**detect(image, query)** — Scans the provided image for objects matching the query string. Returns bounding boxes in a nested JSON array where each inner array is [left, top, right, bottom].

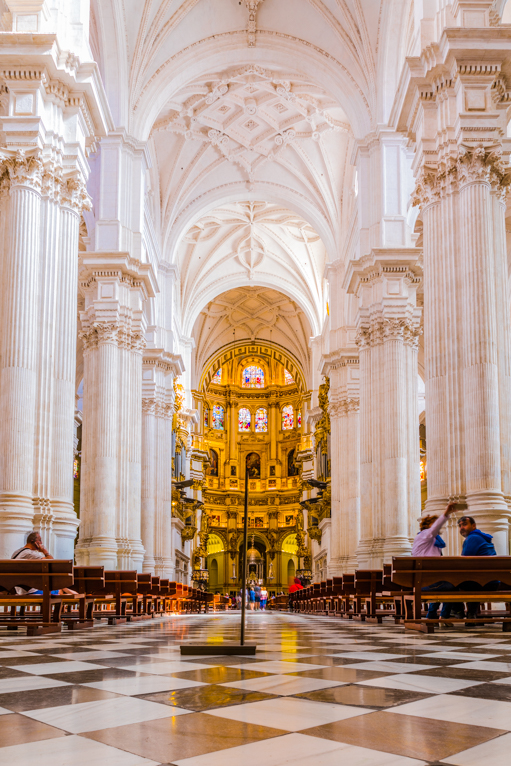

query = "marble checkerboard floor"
[[1, 614, 511, 764]]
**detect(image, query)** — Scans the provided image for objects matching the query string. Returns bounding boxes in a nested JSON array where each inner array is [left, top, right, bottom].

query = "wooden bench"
[[61, 566, 105, 629], [392, 556, 511, 633], [0, 560, 81, 635], [91, 570, 139, 624]]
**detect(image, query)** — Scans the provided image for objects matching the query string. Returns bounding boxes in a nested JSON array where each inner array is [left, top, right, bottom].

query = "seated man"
[[412, 502, 463, 620], [458, 515, 497, 625], [11, 532, 76, 595]]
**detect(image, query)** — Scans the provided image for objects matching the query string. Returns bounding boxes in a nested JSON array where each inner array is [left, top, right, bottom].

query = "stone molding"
[[413, 146, 511, 209], [329, 398, 360, 417], [0, 149, 43, 192]]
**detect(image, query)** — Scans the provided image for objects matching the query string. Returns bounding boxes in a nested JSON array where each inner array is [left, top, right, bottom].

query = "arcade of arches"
[[2, 0, 511, 586]]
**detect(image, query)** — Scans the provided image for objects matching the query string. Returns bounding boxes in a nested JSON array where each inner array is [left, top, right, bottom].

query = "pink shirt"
[[411, 514, 448, 557]]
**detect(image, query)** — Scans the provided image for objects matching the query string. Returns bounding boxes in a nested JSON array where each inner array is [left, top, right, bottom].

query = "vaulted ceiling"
[[178, 200, 327, 340], [192, 286, 312, 384]]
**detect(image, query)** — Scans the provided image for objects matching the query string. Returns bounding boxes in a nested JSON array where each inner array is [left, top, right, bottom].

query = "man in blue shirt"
[[458, 515, 497, 625]]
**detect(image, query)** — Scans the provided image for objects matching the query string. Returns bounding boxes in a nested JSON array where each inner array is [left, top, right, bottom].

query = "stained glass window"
[[238, 407, 251, 431], [212, 405, 224, 430], [282, 404, 294, 430], [242, 365, 264, 388], [284, 369, 294, 385], [297, 411, 302, 428], [73, 458, 79, 479], [204, 408, 209, 428], [255, 407, 268, 432], [212, 368, 222, 384]]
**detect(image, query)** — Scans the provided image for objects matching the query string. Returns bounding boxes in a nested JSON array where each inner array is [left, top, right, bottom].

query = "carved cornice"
[[80, 323, 147, 353], [329, 397, 360, 417]]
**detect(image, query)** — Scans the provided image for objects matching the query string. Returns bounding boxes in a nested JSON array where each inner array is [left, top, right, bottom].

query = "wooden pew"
[[0, 560, 78, 635], [392, 556, 511, 633], [61, 566, 105, 630], [91, 570, 138, 624]]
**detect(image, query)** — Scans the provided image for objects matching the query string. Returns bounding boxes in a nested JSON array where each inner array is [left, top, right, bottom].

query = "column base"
[[382, 535, 413, 564], [116, 538, 145, 572], [50, 500, 80, 559], [356, 538, 384, 569], [466, 490, 510, 555], [0, 494, 34, 558], [75, 537, 119, 569]]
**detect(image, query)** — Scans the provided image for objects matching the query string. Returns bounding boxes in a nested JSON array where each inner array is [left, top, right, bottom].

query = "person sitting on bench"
[[11, 532, 76, 595], [412, 502, 463, 620], [458, 515, 497, 625]]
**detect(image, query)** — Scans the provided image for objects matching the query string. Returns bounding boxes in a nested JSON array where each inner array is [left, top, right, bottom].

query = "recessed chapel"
[[2, 2, 511, 764]]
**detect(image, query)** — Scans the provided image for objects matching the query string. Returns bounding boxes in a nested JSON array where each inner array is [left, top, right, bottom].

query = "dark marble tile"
[[386, 656, 463, 666], [139, 683, 277, 711], [289, 666, 392, 682], [279, 655, 359, 666], [0, 683, 121, 711], [180, 655, 264, 666], [0, 654, 68, 667], [171, 666, 270, 684], [83, 711, 286, 762], [413, 665, 511, 681], [0, 713, 67, 747], [43, 667, 146, 683], [0, 665, 28, 679], [304, 711, 506, 761], [295, 684, 432, 708], [451, 682, 511, 702]]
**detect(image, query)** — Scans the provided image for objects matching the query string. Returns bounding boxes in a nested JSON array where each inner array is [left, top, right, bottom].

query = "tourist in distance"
[[260, 585, 268, 610], [412, 502, 461, 621]]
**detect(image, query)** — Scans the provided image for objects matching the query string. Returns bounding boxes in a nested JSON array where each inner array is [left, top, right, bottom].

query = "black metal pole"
[[240, 465, 249, 645]]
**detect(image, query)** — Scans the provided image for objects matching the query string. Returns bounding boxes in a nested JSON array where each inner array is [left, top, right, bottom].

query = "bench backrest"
[[104, 570, 138, 595], [137, 573, 152, 594], [0, 559, 73, 591], [354, 570, 383, 594], [392, 556, 511, 588], [72, 566, 105, 593]]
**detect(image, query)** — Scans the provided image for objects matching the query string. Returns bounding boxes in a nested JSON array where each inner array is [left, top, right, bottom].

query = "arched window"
[[212, 405, 224, 430], [246, 452, 261, 478], [297, 411, 302, 428], [242, 365, 265, 388], [282, 404, 294, 430], [238, 407, 251, 431], [284, 369, 294, 385], [255, 407, 268, 432], [212, 368, 222, 384], [204, 407, 209, 429]]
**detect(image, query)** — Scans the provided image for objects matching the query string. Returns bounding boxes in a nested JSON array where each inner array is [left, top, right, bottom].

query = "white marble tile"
[[0, 650, 40, 658], [442, 731, 511, 765], [388, 693, 511, 730], [0, 675, 71, 694], [454, 638, 509, 644], [451, 660, 511, 671], [8, 660, 107, 675], [23, 695, 190, 733], [343, 661, 438, 673], [229, 660, 326, 674], [173, 732, 426, 766], [357, 674, 482, 693], [119, 660, 213, 674], [0, 734, 160, 766], [220, 674, 344, 696], [82, 643, 154, 651], [49, 651, 132, 661], [478, 644, 511, 651], [204, 696, 372, 731], [0, 706, 11, 715], [83, 676, 206, 695], [332, 651, 406, 660]]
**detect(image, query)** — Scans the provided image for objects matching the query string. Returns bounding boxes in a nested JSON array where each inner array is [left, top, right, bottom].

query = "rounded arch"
[[199, 340, 308, 395], [209, 558, 218, 588], [287, 558, 296, 581]]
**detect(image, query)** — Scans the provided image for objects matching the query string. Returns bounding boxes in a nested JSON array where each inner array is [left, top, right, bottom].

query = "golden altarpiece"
[[184, 342, 324, 595]]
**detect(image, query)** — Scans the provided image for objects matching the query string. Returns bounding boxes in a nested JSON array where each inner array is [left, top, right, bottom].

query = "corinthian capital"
[[457, 145, 510, 198], [41, 161, 63, 201], [61, 174, 92, 213], [0, 149, 43, 192]]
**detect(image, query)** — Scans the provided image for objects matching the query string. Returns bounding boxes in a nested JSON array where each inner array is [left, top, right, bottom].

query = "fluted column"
[[75, 253, 156, 570], [323, 352, 360, 574], [346, 250, 422, 566], [50, 176, 89, 557], [0, 151, 43, 556], [141, 350, 177, 577]]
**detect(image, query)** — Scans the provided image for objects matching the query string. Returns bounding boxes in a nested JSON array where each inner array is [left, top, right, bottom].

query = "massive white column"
[[346, 250, 422, 566], [399, 20, 511, 553], [322, 352, 360, 573], [0, 152, 43, 556], [75, 253, 157, 570], [141, 350, 178, 577]]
